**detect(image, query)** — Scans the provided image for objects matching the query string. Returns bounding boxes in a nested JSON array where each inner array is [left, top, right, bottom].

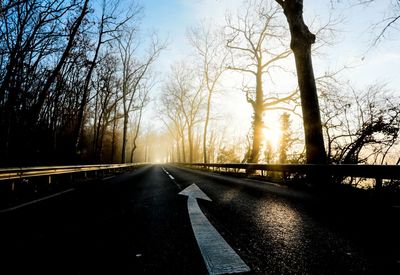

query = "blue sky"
[[136, 0, 400, 90], [132, 0, 400, 139]]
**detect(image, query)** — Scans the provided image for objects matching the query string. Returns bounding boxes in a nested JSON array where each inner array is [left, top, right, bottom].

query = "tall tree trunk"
[[0, 15, 26, 159], [111, 105, 118, 163], [176, 141, 181, 162], [130, 106, 144, 163], [31, 0, 89, 124], [180, 132, 186, 163], [98, 118, 111, 162], [276, 0, 326, 164], [188, 125, 194, 163], [249, 64, 264, 163], [75, 12, 104, 152], [144, 145, 148, 162], [203, 90, 212, 163], [121, 113, 129, 163], [94, 112, 104, 160]]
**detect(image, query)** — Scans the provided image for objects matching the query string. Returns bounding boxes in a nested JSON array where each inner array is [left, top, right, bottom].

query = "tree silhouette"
[[275, 0, 327, 164]]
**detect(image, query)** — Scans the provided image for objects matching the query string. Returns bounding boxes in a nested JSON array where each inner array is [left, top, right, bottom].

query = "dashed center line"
[[162, 167, 180, 188]]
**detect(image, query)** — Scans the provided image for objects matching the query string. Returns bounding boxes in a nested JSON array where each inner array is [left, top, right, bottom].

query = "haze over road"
[[1, 165, 399, 274]]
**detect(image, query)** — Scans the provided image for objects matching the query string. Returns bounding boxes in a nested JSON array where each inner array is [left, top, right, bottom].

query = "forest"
[[1, 0, 399, 171]]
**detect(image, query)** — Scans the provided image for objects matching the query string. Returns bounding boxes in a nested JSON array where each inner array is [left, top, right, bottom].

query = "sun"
[[262, 126, 281, 148]]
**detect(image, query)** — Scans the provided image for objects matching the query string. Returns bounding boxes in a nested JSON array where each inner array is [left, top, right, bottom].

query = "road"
[[1, 165, 399, 274]]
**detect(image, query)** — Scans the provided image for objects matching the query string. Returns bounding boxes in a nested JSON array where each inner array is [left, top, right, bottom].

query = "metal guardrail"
[[0, 163, 145, 211], [0, 163, 142, 181], [178, 163, 400, 180]]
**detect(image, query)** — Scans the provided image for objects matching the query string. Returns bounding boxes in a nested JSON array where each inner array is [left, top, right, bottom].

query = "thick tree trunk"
[[249, 64, 264, 163], [276, 0, 326, 164], [249, 109, 263, 163], [293, 49, 326, 164]]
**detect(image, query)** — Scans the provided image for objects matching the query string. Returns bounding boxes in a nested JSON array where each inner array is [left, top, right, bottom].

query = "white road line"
[[0, 188, 75, 213], [162, 167, 181, 188], [179, 184, 250, 275], [162, 167, 170, 175], [162, 167, 173, 178], [102, 175, 115, 181]]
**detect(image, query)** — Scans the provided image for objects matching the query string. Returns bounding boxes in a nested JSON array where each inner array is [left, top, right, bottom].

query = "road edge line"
[[0, 188, 75, 213]]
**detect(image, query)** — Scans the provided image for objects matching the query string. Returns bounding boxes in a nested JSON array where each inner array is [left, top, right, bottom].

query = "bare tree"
[[372, 0, 400, 43], [129, 82, 151, 162], [159, 98, 187, 163], [162, 62, 205, 163], [217, 146, 241, 163], [278, 112, 291, 163], [31, 0, 90, 124], [332, 0, 400, 44], [90, 53, 121, 162], [0, 0, 162, 165], [321, 83, 400, 165], [0, 0, 90, 164], [225, 0, 296, 163], [188, 22, 228, 163], [0, 0, 27, 14], [74, 0, 140, 152], [117, 29, 164, 163], [275, 0, 327, 164]]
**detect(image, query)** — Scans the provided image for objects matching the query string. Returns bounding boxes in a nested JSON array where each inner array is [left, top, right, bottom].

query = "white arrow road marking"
[[179, 183, 250, 275]]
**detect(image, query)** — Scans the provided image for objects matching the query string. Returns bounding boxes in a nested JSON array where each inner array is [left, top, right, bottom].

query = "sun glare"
[[263, 127, 281, 148]]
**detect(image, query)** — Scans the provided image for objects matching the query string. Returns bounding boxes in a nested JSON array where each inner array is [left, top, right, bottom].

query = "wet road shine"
[[1, 164, 399, 274]]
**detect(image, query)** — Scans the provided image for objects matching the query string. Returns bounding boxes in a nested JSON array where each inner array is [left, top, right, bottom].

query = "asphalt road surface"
[[1, 165, 399, 274]]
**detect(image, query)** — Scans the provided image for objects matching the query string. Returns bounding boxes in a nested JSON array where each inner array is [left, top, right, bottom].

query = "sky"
[[136, 0, 400, 85], [132, 0, 400, 148]]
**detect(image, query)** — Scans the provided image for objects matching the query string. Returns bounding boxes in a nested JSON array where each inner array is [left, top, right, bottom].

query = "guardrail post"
[[48, 175, 52, 184], [375, 178, 382, 190], [282, 171, 287, 182]]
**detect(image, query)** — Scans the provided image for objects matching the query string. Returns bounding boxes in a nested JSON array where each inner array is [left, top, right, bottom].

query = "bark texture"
[[276, 0, 327, 164]]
